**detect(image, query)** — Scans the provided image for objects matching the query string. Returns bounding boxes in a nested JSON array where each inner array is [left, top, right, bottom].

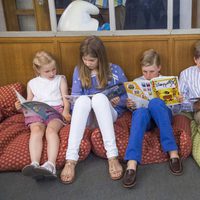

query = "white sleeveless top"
[[28, 75, 64, 106]]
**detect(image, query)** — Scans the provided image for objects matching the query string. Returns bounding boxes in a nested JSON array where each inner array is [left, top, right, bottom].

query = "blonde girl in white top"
[[15, 51, 71, 180]]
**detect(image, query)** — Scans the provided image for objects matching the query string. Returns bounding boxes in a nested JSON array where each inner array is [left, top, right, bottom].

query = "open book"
[[14, 89, 66, 124], [66, 83, 126, 105], [189, 97, 200, 102], [124, 76, 180, 108]]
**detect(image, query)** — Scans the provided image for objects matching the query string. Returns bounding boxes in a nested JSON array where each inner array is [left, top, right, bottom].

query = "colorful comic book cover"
[[124, 76, 181, 108], [150, 76, 180, 106]]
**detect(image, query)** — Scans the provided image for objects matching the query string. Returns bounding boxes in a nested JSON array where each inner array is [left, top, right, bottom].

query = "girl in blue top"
[[60, 35, 128, 184]]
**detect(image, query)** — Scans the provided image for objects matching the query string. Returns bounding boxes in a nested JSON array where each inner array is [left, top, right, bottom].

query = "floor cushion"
[[0, 114, 91, 171], [0, 82, 25, 118], [90, 112, 192, 164], [191, 119, 200, 167], [0, 111, 3, 123]]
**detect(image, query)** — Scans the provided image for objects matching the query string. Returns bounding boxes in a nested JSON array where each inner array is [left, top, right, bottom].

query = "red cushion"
[[0, 111, 3, 122], [90, 112, 192, 164], [0, 82, 25, 118], [0, 114, 91, 171]]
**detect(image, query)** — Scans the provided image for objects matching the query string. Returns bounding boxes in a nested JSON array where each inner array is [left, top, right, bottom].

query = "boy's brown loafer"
[[122, 169, 136, 188], [169, 158, 183, 176]]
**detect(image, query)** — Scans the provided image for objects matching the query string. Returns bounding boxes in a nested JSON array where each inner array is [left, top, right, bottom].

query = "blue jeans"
[[125, 98, 178, 164]]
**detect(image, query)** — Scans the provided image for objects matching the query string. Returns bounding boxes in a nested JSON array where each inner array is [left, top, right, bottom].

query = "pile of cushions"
[[0, 83, 91, 171], [0, 82, 192, 171], [91, 113, 192, 164], [191, 120, 200, 167]]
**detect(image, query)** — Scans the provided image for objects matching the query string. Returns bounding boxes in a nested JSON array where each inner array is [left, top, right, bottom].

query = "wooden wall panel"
[[172, 37, 199, 76], [103, 37, 169, 81], [0, 38, 56, 86], [0, 35, 200, 87], [58, 38, 82, 86]]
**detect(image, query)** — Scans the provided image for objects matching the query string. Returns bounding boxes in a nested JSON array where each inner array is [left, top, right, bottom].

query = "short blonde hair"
[[32, 51, 57, 75], [140, 49, 160, 67]]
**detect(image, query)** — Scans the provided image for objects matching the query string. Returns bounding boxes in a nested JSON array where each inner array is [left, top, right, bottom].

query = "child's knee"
[[92, 93, 108, 107], [148, 98, 165, 109], [73, 95, 92, 113], [132, 107, 150, 121], [75, 95, 91, 107]]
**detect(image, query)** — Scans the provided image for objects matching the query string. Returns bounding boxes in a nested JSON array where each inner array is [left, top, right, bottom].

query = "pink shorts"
[[25, 105, 64, 126]]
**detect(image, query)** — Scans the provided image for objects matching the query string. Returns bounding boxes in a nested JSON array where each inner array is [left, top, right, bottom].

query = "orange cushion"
[[0, 114, 91, 171], [0, 82, 25, 118], [90, 112, 192, 164]]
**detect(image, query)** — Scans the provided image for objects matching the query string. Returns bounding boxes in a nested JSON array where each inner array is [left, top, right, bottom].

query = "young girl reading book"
[[122, 49, 183, 188], [15, 51, 71, 179], [60, 35, 128, 184]]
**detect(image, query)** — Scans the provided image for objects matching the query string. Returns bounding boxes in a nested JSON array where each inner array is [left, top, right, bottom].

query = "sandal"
[[60, 160, 77, 184], [108, 157, 123, 180]]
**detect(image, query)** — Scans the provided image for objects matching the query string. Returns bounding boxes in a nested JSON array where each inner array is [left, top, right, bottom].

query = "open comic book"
[[14, 89, 66, 124], [66, 83, 126, 105], [124, 76, 180, 108]]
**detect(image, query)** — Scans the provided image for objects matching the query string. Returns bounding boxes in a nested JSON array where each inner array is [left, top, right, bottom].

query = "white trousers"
[[66, 93, 118, 161]]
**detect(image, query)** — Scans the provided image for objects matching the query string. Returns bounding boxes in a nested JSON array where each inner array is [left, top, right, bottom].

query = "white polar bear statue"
[[57, 0, 99, 31]]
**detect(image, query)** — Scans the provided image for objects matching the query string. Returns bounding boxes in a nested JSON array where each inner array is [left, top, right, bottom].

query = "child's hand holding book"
[[177, 95, 184, 103], [126, 98, 137, 111], [62, 111, 71, 122], [110, 96, 120, 107], [15, 100, 22, 111]]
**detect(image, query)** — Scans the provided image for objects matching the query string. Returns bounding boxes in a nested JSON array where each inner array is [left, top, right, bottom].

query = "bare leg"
[[45, 119, 63, 165], [29, 122, 45, 163]]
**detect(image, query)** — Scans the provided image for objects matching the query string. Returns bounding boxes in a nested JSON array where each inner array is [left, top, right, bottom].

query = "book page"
[[14, 89, 66, 124], [101, 83, 126, 100], [189, 97, 200, 102], [134, 79, 153, 100], [13, 89, 26, 104], [150, 76, 180, 106], [124, 81, 149, 108], [66, 83, 126, 104]]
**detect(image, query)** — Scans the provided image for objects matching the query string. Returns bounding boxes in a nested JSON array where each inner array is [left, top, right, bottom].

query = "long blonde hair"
[[32, 51, 57, 76], [78, 36, 112, 89]]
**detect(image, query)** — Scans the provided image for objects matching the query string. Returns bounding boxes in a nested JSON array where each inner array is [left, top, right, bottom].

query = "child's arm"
[[60, 76, 71, 122], [27, 85, 34, 101], [15, 84, 34, 111]]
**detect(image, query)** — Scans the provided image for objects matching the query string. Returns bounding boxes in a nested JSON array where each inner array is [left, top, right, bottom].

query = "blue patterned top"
[[71, 63, 128, 115]]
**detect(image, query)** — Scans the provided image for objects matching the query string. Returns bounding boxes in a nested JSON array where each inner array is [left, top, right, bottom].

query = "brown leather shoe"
[[122, 169, 136, 188], [169, 158, 183, 176]]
